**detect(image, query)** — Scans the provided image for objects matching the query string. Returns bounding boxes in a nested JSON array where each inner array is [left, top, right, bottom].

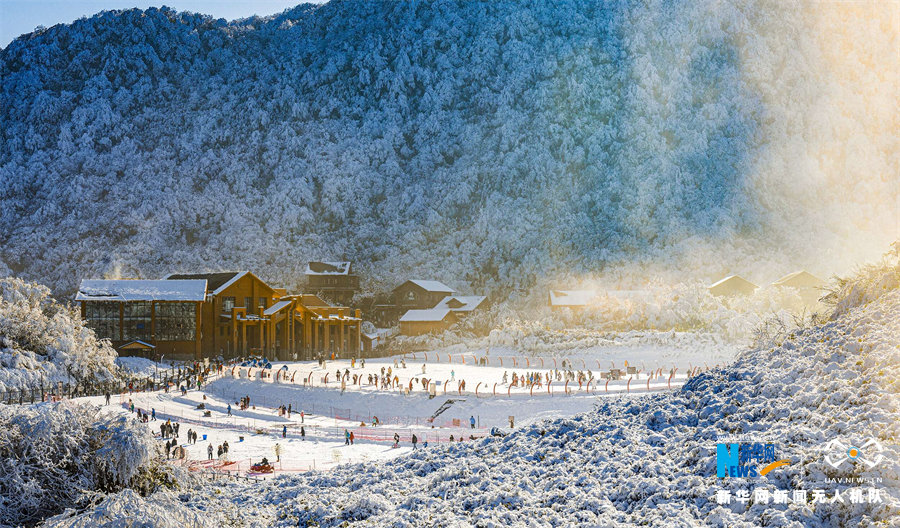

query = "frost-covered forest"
[[0, 277, 119, 392], [1, 0, 897, 298]]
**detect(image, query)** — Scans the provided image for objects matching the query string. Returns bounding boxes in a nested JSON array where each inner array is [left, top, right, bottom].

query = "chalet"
[[434, 295, 488, 316], [76, 279, 207, 359], [390, 280, 457, 316], [548, 290, 597, 310], [305, 261, 359, 305], [78, 272, 364, 361], [771, 271, 827, 303], [399, 308, 459, 336], [708, 275, 759, 297]]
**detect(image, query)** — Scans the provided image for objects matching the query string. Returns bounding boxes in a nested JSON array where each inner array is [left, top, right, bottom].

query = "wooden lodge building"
[[305, 261, 360, 305], [76, 271, 363, 361]]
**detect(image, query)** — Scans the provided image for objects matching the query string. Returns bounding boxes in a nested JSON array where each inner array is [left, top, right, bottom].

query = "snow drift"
[[0, 401, 158, 527]]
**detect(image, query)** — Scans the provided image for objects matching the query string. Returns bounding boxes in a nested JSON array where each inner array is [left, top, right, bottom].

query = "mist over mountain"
[[1, 0, 896, 298]]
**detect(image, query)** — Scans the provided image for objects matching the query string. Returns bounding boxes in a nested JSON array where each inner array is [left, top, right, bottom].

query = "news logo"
[[717, 442, 791, 478]]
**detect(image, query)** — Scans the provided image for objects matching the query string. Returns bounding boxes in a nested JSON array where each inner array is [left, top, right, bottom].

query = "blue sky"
[[0, 0, 326, 48]]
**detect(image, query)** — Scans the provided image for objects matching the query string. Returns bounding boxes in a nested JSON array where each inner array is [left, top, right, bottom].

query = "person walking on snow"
[[274, 443, 284, 463], [283, 425, 287, 438], [300, 411, 304, 423], [344, 429, 350, 445], [105, 392, 111, 405], [349, 431, 355, 445], [300, 426, 306, 440], [151, 408, 156, 421], [422, 364, 426, 374], [227, 404, 232, 416], [393, 433, 400, 448], [207, 444, 213, 460], [451, 370, 455, 381], [470, 416, 476, 429], [412, 434, 418, 449]]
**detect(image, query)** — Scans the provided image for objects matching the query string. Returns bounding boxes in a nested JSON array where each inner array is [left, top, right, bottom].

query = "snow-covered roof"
[[406, 280, 456, 293], [708, 275, 759, 290], [771, 271, 826, 289], [163, 271, 250, 295], [76, 279, 207, 302], [264, 300, 292, 316], [549, 290, 597, 307], [435, 295, 488, 312], [306, 261, 352, 275], [120, 340, 155, 349], [399, 308, 454, 322]]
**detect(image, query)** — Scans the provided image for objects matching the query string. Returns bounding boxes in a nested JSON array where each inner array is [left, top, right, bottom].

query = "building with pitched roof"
[[77, 272, 365, 360], [399, 308, 459, 336], [708, 275, 759, 297], [305, 261, 360, 305]]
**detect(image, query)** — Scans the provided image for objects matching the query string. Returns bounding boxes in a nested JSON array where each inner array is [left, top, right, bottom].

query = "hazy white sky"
[[0, 0, 327, 48]]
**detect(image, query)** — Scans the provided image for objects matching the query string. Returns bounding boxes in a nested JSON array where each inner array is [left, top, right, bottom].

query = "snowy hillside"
[[0, 278, 119, 392], [2, 1, 897, 296], [49, 260, 900, 527], [0, 400, 158, 527]]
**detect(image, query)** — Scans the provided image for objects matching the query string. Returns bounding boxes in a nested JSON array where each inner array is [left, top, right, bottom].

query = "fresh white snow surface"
[[50, 287, 900, 527]]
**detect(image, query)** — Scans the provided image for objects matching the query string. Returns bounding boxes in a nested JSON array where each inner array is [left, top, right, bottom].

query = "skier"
[[470, 415, 476, 429], [412, 434, 418, 449]]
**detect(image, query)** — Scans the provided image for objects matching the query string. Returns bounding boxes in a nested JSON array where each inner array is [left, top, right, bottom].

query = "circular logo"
[[847, 446, 861, 460]]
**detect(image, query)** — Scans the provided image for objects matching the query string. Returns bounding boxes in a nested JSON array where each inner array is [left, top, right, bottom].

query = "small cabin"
[[391, 280, 457, 315], [399, 308, 459, 336], [771, 271, 827, 304], [548, 290, 597, 310], [434, 295, 488, 316], [708, 275, 759, 297]]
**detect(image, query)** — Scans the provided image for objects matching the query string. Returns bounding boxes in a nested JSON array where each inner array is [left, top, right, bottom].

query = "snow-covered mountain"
[[1, 1, 897, 296]]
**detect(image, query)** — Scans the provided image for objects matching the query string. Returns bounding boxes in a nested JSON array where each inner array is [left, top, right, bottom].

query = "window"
[[123, 301, 152, 342], [244, 297, 252, 309], [84, 302, 120, 341], [222, 297, 235, 313], [259, 297, 268, 309], [154, 303, 196, 341]]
